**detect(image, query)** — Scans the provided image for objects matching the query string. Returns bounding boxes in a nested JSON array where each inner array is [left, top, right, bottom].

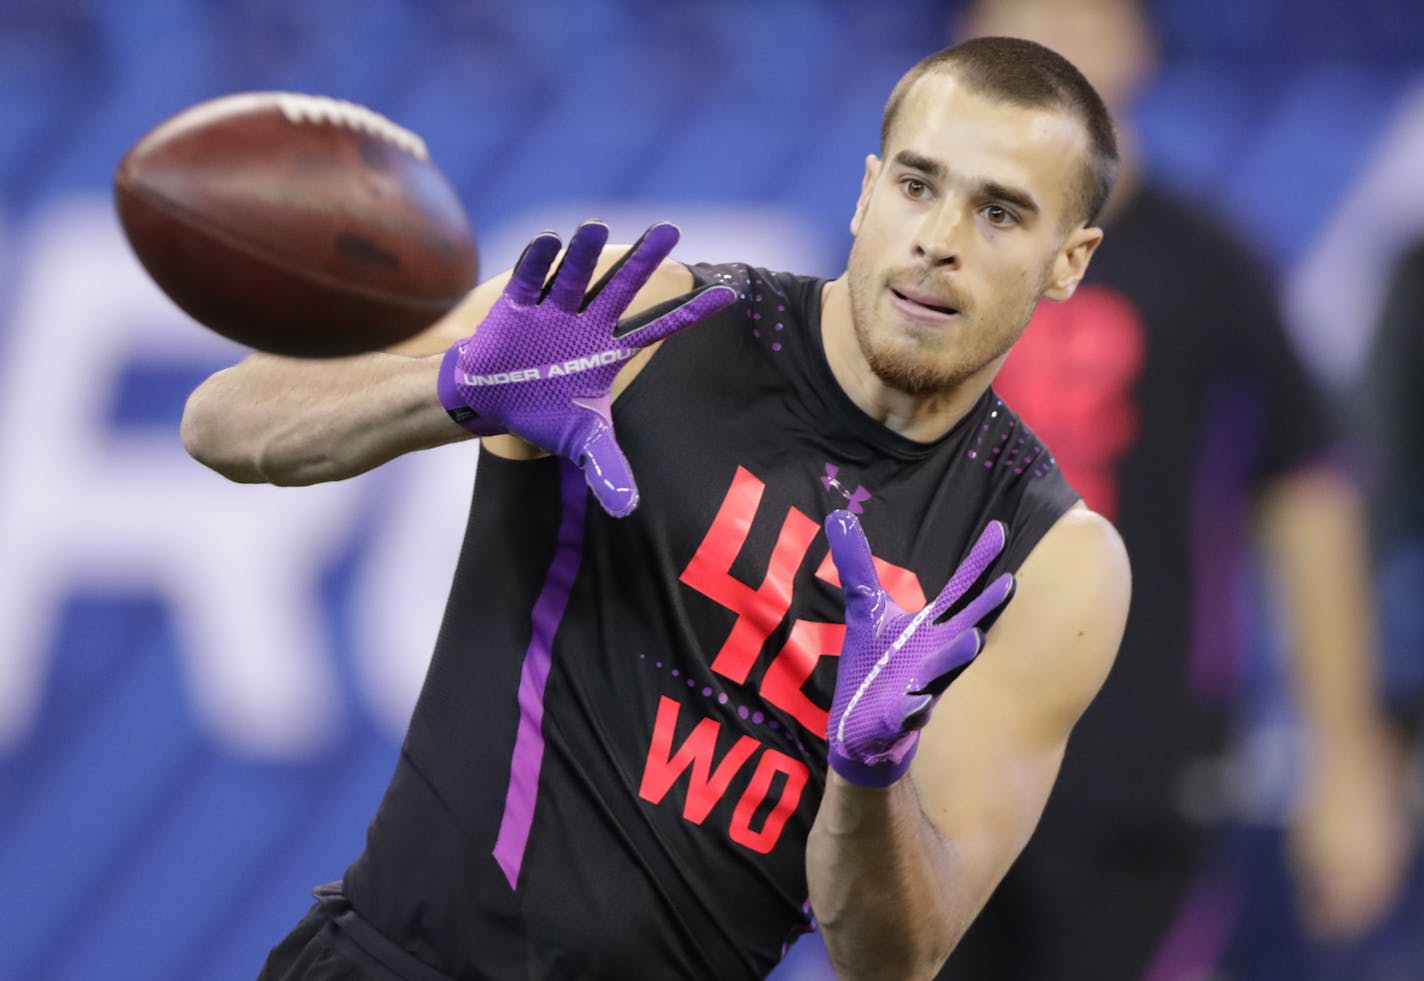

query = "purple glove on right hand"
[[438, 221, 735, 517], [825, 510, 1017, 787]]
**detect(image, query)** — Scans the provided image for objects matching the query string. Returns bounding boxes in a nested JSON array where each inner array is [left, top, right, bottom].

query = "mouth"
[[889, 286, 961, 322]]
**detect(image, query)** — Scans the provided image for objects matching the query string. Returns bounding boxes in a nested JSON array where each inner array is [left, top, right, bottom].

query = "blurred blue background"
[[1, 1, 1422, 979]]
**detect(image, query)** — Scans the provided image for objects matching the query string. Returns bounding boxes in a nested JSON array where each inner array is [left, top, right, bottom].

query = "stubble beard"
[[846, 250, 1050, 398]]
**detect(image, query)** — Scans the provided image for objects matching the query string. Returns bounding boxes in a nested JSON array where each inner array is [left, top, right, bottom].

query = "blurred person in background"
[[1277, 55, 1424, 981], [1294, 85, 1424, 747], [936, 1, 1411, 978], [1336, 238, 1424, 975], [1363, 241, 1424, 743]]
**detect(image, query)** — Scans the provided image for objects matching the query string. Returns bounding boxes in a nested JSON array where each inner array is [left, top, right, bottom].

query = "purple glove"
[[438, 221, 735, 517], [825, 510, 1017, 787]]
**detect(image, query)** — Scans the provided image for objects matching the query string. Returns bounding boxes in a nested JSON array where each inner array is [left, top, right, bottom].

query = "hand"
[[437, 221, 735, 517], [1290, 728, 1411, 940], [825, 510, 1016, 787]]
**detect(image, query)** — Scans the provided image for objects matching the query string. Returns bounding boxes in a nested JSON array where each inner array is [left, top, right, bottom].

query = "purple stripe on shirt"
[[1187, 384, 1259, 702], [1140, 864, 1237, 981], [492, 459, 588, 889]]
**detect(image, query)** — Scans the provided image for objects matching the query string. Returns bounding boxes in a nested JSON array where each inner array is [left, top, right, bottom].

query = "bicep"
[[908, 506, 1130, 906]]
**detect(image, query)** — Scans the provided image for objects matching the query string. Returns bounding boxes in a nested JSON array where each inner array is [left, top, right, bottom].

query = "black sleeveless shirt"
[[342, 263, 1081, 980]]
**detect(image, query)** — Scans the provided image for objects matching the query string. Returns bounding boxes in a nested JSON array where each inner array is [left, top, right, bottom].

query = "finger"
[[893, 629, 986, 734], [506, 232, 562, 306], [897, 692, 936, 734], [618, 285, 737, 348], [583, 222, 681, 316], [572, 401, 639, 518], [546, 221, 610, 312], [942, 573, 1017, 637], [908, 628, 985, 698], [825, 510, 884, 619], [926, 520, 1008, 622]]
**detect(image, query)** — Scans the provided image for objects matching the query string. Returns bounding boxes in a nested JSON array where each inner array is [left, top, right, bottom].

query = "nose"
[[914, 203, 964, 268]]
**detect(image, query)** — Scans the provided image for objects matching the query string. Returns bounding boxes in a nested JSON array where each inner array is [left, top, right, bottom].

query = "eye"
[[981, 204, 1016, 226], [901, 177, 931, 200]]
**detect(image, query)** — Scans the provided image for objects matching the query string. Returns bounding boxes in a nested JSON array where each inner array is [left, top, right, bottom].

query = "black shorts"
[[259, 884, 452, 981]]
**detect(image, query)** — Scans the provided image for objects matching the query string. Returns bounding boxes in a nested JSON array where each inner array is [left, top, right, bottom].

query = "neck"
[[820, 278, 998, 443]]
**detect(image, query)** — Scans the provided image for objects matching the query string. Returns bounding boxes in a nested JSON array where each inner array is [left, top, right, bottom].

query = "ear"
[[850, 155, 882, 236], [1041, 225, 1104, 302]]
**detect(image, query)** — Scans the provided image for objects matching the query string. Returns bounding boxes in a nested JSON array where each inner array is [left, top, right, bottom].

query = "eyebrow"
[[982, 180, 1040, 217], [892, 149, 945, 180], [891, 149, 1041, 217]]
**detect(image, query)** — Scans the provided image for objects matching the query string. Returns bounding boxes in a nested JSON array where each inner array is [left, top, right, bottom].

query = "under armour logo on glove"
[[438, 221, 736, 517], [825, 510, 1017, 787]]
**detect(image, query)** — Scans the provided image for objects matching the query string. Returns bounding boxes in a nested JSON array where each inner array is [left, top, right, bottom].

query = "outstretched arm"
[[181, 227, 703, 488], [807, 506, 1130, 980], [180, 344, 467, 485]]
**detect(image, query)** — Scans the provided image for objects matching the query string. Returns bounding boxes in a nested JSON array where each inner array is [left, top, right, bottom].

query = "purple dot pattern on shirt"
[[637, 650, 805, 749], [716, 265, 791, 356], [969, 397, 1056, 478]]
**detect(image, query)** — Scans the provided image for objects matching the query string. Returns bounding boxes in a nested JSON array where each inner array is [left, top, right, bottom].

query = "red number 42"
[[679, 466, 925, 738]]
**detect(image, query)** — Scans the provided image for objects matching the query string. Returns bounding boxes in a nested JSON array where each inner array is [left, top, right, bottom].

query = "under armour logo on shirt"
[[821, 463, 871, 514]]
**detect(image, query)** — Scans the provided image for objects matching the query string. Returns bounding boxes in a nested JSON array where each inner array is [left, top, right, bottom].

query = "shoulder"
[[971, 394, 1085, 573], [1017, 505, 1131, 616]]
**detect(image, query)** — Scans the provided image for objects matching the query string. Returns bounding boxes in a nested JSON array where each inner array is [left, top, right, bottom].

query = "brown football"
[[114, 92, 478, 357]]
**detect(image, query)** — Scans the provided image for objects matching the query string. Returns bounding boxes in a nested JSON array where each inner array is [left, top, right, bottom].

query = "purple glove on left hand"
[[825, 510, 1017, 787], [438, 220, 735, 517]]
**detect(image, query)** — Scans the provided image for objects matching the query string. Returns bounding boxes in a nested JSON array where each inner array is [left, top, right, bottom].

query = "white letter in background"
[[476, 205, 829, 283], [0, 198, 362, 758]]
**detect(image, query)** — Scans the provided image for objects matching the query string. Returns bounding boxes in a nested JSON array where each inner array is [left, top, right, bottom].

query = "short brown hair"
[[880, 36, 1119, 226]]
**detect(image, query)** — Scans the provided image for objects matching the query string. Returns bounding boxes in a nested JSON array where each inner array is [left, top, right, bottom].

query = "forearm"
[[181, 351, 467, 484], [806, 773, 967, 981], [1257, 465, 1411, 935], [1258, 467, 1385, 742]]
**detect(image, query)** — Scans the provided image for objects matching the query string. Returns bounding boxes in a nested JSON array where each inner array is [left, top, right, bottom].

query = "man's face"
[[845, 72, 1097, 396]]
